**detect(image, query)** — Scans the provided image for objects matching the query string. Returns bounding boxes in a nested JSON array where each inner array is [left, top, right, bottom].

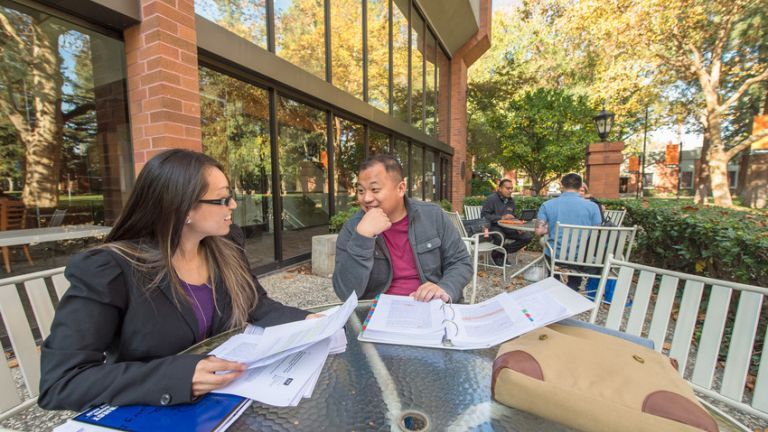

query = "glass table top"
[[187, 303, 573, 432]]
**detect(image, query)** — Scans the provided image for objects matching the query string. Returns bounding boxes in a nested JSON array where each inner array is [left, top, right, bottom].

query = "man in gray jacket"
[[333, 155, 472, 303]]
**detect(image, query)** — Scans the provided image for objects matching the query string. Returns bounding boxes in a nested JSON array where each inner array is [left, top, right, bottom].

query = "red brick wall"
[[124, 0, 202, 175], [585, 142, 624, 199], [448, 0, 492, 211]]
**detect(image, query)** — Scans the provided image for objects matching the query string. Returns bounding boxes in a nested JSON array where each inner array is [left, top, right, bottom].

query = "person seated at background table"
[[579, 182, 608, 224], [39, 149, 319, 411], [333, 155, 471, 303], [480, 179, 533, 266], [535, 173, 602, 291]]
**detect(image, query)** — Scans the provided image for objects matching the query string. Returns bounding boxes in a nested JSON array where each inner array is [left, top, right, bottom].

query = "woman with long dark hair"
[[39, 149, 318, 410]]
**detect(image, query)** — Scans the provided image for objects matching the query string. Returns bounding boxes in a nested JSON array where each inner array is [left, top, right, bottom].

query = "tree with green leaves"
[[554, 0, 768, 207], [489, 88, 594, 195]]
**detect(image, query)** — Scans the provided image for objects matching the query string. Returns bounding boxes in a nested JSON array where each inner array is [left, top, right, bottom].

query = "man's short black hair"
[[498, 178, 513, 188], [561, 173, 583, 190], [358, 154, 404, 182]]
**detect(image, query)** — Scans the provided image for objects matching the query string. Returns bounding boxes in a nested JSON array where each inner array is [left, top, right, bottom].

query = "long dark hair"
[[103, 149, 257, 329]]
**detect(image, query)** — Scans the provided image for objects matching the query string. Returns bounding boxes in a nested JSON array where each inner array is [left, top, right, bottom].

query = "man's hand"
[[410, 282, 450, 302], [500, 214, 516, 221], [191, 356, 246, 397], [305, 313, 325, 319], [356, 207, 392, 237]]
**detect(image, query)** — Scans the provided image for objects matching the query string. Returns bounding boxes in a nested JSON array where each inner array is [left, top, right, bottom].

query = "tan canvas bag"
[[492, 324, 717, 432]]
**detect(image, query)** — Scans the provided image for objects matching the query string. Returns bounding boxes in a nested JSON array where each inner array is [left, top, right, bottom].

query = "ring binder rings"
[[358, 278, 597, 350]]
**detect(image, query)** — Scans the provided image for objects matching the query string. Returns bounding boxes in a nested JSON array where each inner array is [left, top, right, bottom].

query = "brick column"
[[448, 0, 491, 211], [124, 0, 202, 175], [586, 141, 624, 199]]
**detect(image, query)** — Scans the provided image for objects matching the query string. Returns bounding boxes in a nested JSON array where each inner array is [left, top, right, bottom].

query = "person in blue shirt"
[[535, 173, 602, 290]]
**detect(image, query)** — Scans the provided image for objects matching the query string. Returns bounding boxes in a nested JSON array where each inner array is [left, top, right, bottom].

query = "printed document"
[[359, 277, 594, 350]]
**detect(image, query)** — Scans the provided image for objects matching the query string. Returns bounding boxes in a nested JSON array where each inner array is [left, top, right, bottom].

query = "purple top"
[[381, 216, 421, 296], [181, 280, 215, 342]]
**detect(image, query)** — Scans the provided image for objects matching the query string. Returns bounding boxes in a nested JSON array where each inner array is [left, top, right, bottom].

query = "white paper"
[[211, 292, 356, 368], [365, 295, 443, 334], [214, 338, 331, 407], [359, 277, 595, 350]]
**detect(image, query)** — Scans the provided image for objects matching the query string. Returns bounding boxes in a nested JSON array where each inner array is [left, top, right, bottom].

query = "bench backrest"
[[463, 205, 482, 220], [0, 267, 68, 420], [604, 209, 626, 226], [550, 223, 637, 271], [590, 256, 768, 424]]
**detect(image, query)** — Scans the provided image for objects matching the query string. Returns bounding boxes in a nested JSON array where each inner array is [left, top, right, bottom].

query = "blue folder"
[[73, 393, 248, 432]]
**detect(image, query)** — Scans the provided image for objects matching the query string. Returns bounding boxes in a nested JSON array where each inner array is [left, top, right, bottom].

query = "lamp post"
[[593, 106, 615, 142]]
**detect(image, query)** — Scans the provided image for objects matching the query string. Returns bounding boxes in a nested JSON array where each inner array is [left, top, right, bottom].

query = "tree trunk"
[[21, 19, 63, 209], [694, 136, 711, 205], [736, 149, 751, 202], [706, 114, 734, 207]]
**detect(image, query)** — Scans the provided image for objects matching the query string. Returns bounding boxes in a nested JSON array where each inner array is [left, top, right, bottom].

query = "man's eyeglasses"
[[198, 195, 235, 206]]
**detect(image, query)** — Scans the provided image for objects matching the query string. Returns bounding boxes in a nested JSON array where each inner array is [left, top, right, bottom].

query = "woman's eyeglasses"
[[198, 195, 234, 206]]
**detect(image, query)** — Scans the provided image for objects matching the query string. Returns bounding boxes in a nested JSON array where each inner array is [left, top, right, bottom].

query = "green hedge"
[[603, 199, 768, 287]]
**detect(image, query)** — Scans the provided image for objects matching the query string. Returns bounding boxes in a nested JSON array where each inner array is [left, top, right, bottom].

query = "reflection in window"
[[440, 156, 451, 201], [195, 0, 267, 49], [392, 0, 409, 123], [277, 96, 329, 259], [410, 10, 424, 130], [0, 2, 130, 226], [394, 139, 410, 191], [437, 47, 451, 143], [199, 67, 274, 266], [367, 0, 389, 112], [410, 144, 423, 199], [275, 0, 325, 79], [424, 150, 435, 201], [333, 117, 364, 211], [368, 129, 390, 155], [424, 30, 437, 136], [330, 0, 362, 98]]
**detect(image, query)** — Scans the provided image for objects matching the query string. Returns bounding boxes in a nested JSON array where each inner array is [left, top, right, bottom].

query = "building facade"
[[0, 0, 490, 272]]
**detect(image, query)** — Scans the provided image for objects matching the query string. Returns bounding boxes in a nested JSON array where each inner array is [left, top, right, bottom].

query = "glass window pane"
[[275, 0, 325, 79], [410, 11, 424, 129], [367, 0, 389, 112], [277, 96, 329, 260], [200, 67, 275, 266], [0, 2, 131, 228], [437, 47, 450, 143], [424, 149, 435, 201], [410, 144, 423, 200], [333, 116, 364, 211], [392, 0, 409, 122], [394, 138, 409, 190], [330, 0, 362, 98], [195, 0, 267, 49], [425, 30, 436, 136], [368, 129, 390, 155]]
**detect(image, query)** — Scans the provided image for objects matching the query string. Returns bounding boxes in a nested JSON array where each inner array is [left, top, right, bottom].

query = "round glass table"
[[186, 302, 574, 432]]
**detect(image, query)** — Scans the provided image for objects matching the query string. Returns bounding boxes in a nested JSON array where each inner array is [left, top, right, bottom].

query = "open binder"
[[358, 277, 596, 350]]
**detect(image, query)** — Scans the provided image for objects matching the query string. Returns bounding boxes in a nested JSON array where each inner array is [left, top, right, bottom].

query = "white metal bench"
[[547, 222, 637, 281], [0, 267, 68, 421], [604, 209, 627, 226], [463, 205, 482, 220], [590, 256, 768, 429]]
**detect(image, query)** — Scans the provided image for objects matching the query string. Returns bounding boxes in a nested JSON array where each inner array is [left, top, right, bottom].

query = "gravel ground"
[[3, 253, 766, 431]]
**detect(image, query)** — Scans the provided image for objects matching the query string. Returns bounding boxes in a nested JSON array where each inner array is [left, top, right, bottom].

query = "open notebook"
[[359, 277, 595, 350]]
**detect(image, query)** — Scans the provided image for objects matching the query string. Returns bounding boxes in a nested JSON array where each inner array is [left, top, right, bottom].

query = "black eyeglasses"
[[198, 195, 234, 206]]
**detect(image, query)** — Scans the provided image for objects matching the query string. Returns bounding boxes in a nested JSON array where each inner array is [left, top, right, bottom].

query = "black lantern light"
[[592, 106, 615, 142]]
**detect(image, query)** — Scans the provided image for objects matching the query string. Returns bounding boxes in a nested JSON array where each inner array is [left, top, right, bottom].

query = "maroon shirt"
[[382, 216, 421, 296]]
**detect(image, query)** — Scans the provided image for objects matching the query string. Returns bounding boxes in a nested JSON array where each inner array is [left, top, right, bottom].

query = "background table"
[[0, 225, 111, 247], [497, 220, 537, 232], [188, 303, 575, 431]]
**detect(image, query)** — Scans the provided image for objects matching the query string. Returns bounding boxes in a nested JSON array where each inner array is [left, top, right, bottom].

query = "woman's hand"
[[305, 313, 325, 320], [191, 356, 246, 397]]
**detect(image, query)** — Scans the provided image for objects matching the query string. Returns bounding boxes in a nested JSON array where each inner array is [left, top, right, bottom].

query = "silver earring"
[[186, 218, 191, 224]]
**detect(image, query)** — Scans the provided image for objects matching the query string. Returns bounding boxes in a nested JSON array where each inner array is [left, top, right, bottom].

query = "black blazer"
[[38, 226, 308, 411]]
